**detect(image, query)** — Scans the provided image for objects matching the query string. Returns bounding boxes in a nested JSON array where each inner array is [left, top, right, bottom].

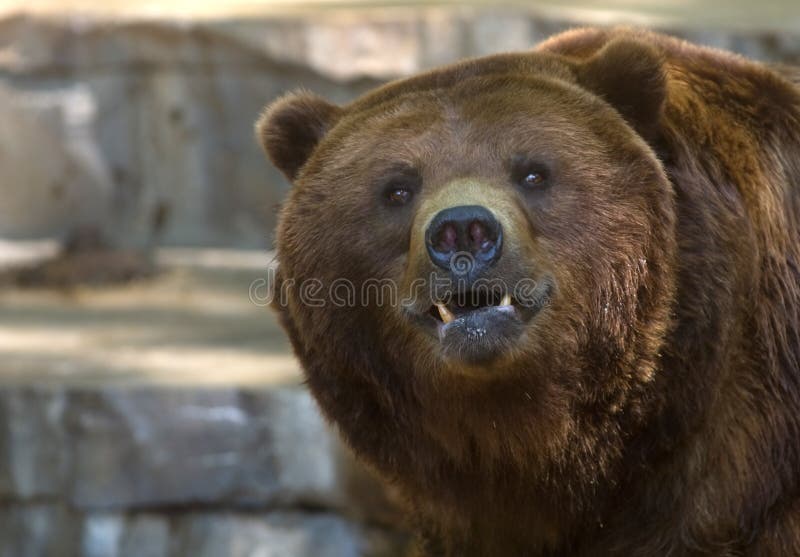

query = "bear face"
[[259, 35, 677, 541], [256, 28, 800, 556], [261, 38, 673, 372]]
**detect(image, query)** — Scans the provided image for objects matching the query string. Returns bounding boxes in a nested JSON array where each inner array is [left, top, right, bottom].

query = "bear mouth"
[[413, 280, 553, 365], [426, 289, 513, 324]]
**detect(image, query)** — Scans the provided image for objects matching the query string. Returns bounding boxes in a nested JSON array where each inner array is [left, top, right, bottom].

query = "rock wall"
[[1, 9, 798, 248], [0, 13, 381, 248], [0, 385, 407, 557]]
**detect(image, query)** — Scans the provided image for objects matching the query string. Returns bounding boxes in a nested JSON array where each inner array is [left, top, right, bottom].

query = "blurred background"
[[0, 1, 799, 556]]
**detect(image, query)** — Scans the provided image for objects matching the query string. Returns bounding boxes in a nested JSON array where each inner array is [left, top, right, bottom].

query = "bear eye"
[[380, 166, 421, 207], [386, 187, 413, 206], [511, 157, 550, 190], [522, 172, 545, 187]]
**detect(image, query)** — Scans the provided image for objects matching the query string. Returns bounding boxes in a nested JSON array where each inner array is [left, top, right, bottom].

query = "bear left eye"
[[522, 172, 545, 187], [511, 157, 550, 190]]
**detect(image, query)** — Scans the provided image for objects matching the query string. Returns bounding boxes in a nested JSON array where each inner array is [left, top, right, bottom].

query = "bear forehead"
[[338, 78, 593, 136], [322, 79, 608, 163], [313, 55, 625, 162], [315, 76, 617, 174], [345, 51, 576, 116]]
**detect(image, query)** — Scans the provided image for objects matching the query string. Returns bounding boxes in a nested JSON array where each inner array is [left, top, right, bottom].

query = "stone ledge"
[[0, 385, 408, 557], [0, 506, 407, 557], [0, 382, 402, 515], [0, 250, 407, 556], [2, 7, 799, 81], [0, 250, 294, 386]]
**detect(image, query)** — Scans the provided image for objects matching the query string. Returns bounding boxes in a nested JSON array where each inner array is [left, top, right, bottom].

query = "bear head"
[[257, 37, 677, 499]]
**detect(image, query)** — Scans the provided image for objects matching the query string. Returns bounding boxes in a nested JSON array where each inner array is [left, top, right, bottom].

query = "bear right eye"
[[380, 166, 421, 207], [386, 187, 414, 206]]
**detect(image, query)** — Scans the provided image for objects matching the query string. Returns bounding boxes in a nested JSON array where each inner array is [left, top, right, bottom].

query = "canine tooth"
[[436, 303, 454, 323], [500, 294, 511, 307]]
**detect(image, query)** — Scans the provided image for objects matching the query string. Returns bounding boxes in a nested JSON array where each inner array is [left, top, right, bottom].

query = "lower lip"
[[434, 303, 526, 364], [437, 304, 518, 340], [404, 277, 554, 354]]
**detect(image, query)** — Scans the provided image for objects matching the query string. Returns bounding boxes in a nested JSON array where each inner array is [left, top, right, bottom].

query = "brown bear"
[[256, 28, 800, 556]]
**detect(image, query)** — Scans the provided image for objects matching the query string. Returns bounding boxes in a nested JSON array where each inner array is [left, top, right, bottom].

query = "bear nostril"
[[469, 220, 493, 252], [437, 223, 458, 253]]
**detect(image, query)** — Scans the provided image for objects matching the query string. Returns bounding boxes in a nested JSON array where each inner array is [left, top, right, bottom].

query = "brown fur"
[[256, 28, 800, 556]]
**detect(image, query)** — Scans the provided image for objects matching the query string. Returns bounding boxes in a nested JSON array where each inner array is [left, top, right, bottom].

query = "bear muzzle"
[[400, 179, 555, 365]]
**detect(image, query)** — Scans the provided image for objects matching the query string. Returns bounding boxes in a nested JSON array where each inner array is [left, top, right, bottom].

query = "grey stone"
[[82, 515, 125, 557], [0, 15, 381, 249], [66, 388, 272, 508], [0, 506, 407, 557], [172, 511, 405, 557], [239, 389, 346, 508], [303, 16, 421, 81], [64, 387, 386, 514], [0, 388, 67, 499], [118, 515, 171, 557], [469, 13, 534, 57], [0, 383, 405, 554], [78, 511, 406, 557], [0, 83, 112, 239], [0, 263, 405, 554], [0, 504, 80, 557], [82, 513, 170, 557]]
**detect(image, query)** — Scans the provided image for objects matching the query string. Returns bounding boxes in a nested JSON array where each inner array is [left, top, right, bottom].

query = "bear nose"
[[425, 205, 503, 272]]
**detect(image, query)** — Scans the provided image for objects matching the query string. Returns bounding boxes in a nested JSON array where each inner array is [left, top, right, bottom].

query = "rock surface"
[[0, 386, 407, 557], [0, 250, 406, 557], [0, 506, 405, 557]]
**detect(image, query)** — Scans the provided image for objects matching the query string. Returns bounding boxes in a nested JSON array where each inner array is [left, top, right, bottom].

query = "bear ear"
[[577, 38, 666, 140], [256, 90, 341, 182]]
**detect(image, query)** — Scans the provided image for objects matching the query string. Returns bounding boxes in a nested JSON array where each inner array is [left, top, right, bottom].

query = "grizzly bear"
[[256, 28, 800, 556]]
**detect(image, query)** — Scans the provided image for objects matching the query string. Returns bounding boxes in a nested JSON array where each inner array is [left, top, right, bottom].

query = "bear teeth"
[[435, 294, 512, 323], [435, 302, 455, 324]]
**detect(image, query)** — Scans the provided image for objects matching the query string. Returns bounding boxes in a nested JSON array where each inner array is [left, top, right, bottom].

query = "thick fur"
[[257, 28, 800, 556]]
